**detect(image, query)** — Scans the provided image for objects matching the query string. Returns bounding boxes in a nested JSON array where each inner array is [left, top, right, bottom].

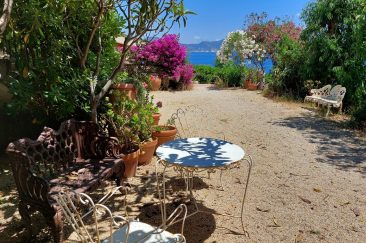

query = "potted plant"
[[152, 100, 162, 125], [134, 96, 158, 165], [102, 95, 140, 178], [149, 74, 162, 91], [245, 68, 258, 90], [152, 117, 177, 149]]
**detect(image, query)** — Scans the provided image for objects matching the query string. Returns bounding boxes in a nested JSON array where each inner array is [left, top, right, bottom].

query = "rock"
[[352, 207, 361, 217]]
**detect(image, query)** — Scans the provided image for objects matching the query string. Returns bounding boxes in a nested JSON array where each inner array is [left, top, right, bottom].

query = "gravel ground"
[[1, 84, 365, 243], [146, 84, 366, 243]]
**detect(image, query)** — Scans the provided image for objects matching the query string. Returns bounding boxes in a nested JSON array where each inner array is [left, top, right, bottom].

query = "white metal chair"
[[55, 189, 187, 243]]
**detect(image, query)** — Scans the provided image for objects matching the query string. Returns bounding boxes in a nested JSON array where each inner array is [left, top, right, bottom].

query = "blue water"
[[188, 52, 273, 73]]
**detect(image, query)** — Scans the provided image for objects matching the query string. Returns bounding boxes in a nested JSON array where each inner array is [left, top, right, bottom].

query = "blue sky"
[[170, 0, 312, 44]]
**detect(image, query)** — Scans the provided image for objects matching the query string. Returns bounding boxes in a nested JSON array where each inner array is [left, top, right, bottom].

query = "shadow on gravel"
[[138, 201, 216, 243], [272, 113, 366, 175]]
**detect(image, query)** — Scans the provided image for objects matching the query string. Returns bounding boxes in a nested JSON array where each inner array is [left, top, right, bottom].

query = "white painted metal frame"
[[55, 188, 188, 242], [318, 85, 346, 117], [155, 140, 253, 236], [304, 84, 332, 103]]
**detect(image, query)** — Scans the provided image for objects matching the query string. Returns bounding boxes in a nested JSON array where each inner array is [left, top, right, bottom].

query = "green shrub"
[[216, 64, 243, 87], [194, 65, 217, 83], [352, 101, 366, 130], [2, 0, 123, 124], [269, 36, 306, 97]]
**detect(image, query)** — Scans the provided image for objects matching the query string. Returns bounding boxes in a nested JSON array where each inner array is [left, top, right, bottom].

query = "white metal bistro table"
[[155, 137, 253, 235]]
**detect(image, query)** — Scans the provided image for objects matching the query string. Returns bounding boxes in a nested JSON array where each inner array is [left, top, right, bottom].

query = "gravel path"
[[149, 84, 366, 243], [1, 84, 365, 242]]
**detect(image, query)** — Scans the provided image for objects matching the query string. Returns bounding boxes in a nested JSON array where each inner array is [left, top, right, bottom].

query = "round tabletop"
[[156, 137, 245, 168]]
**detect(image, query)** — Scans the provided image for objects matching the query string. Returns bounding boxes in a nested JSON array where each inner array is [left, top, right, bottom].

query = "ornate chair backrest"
[[168, 105, 208, 139], [55, 191, 129, 243], [336, 87, 347, 102], [325, 85, 345, 101], [311, 84, 332, 97], [7, 120, 76, 180]]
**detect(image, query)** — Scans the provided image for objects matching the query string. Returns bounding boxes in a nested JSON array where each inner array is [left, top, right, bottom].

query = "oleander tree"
[[89, 0, 192, 122], [244, 12, 302, 61], [217, 30, 267, 72]]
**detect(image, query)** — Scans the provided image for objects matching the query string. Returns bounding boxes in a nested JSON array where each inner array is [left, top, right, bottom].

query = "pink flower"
[[173, 64, 194, 85], [133, 34, 186, 76], [142, 82, 148, 89]]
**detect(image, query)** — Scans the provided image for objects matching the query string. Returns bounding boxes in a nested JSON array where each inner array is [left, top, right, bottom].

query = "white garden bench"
[[304, 84, 332, 103], [304, 84, 346, 117], [318, 85, 346, 117]]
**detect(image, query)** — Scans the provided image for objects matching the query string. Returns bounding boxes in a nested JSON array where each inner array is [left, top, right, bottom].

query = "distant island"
[[182, 40, 223, 52]]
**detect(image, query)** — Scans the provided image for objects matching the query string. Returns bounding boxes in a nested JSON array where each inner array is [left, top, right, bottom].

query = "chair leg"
[[338, 103, 343, 114], [325, 105, 331, 117], [44, 208, 64, 243], [240, 155, 253, 237], [18, 200, 32, 240]]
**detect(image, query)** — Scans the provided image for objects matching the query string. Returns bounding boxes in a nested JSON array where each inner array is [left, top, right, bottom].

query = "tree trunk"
[[0, 0, 13, 35]]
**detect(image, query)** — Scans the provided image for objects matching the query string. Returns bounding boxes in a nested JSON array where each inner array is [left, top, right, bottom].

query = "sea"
[[187, 52, 273, 74]]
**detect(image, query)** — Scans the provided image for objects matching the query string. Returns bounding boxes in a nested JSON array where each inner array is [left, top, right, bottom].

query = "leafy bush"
[[269, 36, 306, 97], [216, 64, 244, 87], [301, 0, 366, 109], [194, 65, 217, 83], [2, 0, 123, 124], [194, 64, 246, 87], [352, 101, 366, 130]]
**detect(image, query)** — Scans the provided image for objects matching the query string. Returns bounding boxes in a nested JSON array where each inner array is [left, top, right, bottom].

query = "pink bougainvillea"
[[134, 34, 186, 76], [173, 64, 194, 85]]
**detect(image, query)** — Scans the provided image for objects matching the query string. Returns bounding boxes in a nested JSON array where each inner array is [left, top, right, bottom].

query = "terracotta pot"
[[247, 82, 258, 90], [150, 75, 162, 91], [122, 145, 140, 178], [244, 80, 250, 89], [112, 83, 137, 100], [152, 125, 177, 149], [152, 113, 161, 125], [138, 138, 158, 165]]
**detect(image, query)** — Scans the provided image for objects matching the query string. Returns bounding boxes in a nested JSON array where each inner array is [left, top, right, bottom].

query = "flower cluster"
[[134, 34, 186, 76], [173, 64, 194, 85], [217, 30, 266, 65], [247, 20, 301, 56]]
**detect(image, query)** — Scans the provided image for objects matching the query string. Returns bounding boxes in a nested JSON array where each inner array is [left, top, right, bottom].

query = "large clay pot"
[[138, 138, 158, 165], [122, 145, 140, 178], [247, 82, 258, 90], [112, 83, 137, 100], [152, 113, 161, 125], [244, 80, 250, 89], [152, 125, 177, 149], [150, 75, 162, 91]]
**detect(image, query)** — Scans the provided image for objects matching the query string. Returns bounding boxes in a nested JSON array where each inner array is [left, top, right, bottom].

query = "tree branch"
[[80, 0, 104, 68], [0, 0, 13, 35]]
